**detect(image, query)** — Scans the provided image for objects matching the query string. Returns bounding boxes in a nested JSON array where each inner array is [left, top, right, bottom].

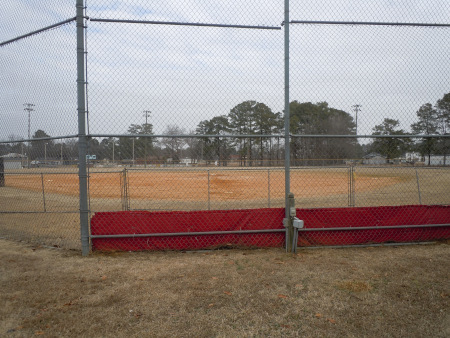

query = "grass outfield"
[[0, 239, 449, 337]]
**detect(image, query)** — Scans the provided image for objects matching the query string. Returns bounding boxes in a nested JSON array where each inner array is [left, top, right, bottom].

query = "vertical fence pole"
[[0, 158, 4, 187], [283, 0, 291, 251], [207, 169, 211, 210], [41, 173, 47, 212], [122, 168, 129, 211], [126, 168, 130, 210], [352, 165, 356, 207], [348, 165, 351, 207], [348, 164, 355, 207], [76, 0, 89, 256], [120, 171, 124, 210], [415, 167, 422, 205], [268, 168, 271, 208]]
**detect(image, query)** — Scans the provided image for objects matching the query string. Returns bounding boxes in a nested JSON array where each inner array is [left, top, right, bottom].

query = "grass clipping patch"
[[336, 280, 373, 293]]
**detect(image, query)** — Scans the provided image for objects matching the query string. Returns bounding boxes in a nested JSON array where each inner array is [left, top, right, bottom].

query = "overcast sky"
[[1, 0, 449, 141]]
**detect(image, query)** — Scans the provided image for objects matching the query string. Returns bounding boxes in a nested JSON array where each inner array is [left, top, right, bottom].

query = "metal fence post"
[[121, 168, 130, 211], [286, 192, 295, 252], [41, 173, 47, 212], [352, 165, 355, 207], [0, 158, 4, 187], [284, 0, 291, 251], [208, 169, 211, 210], [268, 168, 271, 207], [415, 167, 422, 204], [76, 0, 90, 256], [348, 164, 355, 207]]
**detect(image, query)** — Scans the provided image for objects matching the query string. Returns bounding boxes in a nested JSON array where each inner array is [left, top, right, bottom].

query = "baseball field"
[[1, 166, 449, 249]]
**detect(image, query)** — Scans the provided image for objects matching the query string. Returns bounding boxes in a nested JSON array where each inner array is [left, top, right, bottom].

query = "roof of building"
[[0, 153, 26, 158], [363, 152, 385, 159]]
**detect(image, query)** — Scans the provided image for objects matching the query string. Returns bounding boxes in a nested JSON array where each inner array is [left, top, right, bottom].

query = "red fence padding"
[[295, 205, 450, 246], [91, 208, 286, 251], [91, 205, 450, 251]]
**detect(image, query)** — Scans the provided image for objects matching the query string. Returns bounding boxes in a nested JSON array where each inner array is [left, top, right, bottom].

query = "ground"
[[0, 239, 449, 337]]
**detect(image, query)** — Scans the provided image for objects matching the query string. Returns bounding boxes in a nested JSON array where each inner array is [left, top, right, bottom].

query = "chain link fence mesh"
[[1, 1, 449, 252]]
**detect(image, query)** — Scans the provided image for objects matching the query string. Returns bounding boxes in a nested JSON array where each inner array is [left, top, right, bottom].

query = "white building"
[[403, 152, 422, 163], [425, 155, 450, 166], [180, 158, 197, 166], [0, 153, 27, 169], [363, 153, 386, 165]]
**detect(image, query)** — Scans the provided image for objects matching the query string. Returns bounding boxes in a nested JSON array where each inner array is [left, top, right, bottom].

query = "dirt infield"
[[4, 166, 450, 210], [5, 167, 407, 200]]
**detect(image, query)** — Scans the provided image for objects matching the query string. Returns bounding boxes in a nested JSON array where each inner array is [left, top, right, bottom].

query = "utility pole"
[[143, 110, 151, 168], [352, 104, 361, 161], [352, 104, 361, 136], [24, 103, 35, 168], [23, 103, 35, 141]]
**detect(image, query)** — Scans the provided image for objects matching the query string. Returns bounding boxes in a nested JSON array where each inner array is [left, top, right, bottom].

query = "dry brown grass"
[[1, 239, 449, 337]]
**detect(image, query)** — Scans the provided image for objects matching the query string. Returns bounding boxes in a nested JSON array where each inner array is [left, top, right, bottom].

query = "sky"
[[1, 0, 449, 141]]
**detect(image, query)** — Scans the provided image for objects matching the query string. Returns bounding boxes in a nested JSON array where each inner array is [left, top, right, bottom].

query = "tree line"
[[369, 92, 449, 164], [1, 92, 448, 166]]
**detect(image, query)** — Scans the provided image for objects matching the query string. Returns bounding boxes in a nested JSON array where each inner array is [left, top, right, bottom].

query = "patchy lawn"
[[1, 239, 449, 337]]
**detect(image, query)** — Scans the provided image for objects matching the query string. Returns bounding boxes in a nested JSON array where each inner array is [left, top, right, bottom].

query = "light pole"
[[352, 104, 361, 161], [143, 110, 151, 168], [23, 103, 35, 141], [352, 104, 361, 136], [24, 103, 35, 168]]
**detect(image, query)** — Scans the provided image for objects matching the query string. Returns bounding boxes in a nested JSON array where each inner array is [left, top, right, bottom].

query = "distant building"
[[179, 158, 197, 166], [0, 153, 27, 169], [425, 155, 450, 166], [403, 152, 422, 164], [363, 153, 386, 165]]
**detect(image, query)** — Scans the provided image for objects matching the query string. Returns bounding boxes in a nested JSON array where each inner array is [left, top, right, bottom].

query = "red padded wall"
[[91, 205, 450, 251]]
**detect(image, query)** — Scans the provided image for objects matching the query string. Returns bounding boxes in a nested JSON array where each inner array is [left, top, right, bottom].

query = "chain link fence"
[[1, 1, 449, 253]]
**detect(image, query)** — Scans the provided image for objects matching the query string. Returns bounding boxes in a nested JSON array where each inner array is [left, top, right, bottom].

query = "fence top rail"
[[88, 133, 284, 139], [289, 20, 450, 28], [0, 17, 76, 47], [89, 18, 282, 30], [123, 167, 289, 173], [290, 134, 450, 138], [357, 165, 450, 170], [4, 171, 79, 175], [86, 133, 450, 139], [0, 135, 79, 145]]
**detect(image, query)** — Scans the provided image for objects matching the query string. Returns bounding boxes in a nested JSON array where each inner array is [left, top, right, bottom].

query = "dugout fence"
[[1, 1, 449, 254]]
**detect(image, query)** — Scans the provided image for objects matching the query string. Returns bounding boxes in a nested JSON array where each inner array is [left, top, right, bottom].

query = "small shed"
[[363, 153, 386, 165], [0, 153, 27, 169]]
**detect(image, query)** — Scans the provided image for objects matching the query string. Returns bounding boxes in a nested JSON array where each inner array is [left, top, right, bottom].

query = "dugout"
[[0, 153, 27, 169]]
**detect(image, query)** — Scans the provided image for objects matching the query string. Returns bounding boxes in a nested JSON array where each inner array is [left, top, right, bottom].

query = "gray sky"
[[1, 0, 449, 141]]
